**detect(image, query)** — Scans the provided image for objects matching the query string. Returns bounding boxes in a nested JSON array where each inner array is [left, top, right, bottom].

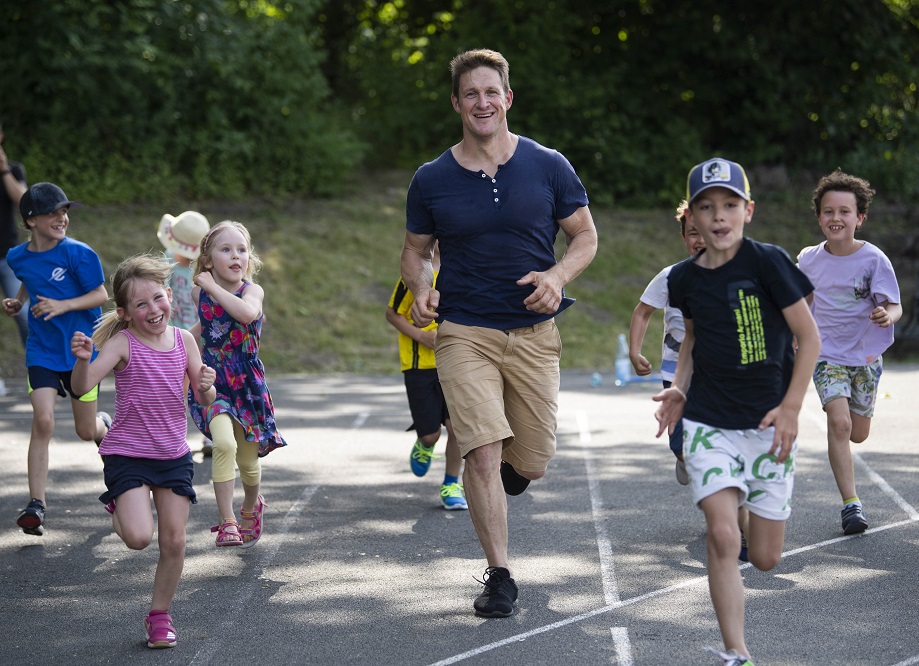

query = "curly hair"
[[812, 168, 875, 217]]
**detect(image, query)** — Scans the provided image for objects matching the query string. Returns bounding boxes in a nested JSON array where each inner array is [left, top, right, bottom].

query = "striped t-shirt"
[[98, 327, 191, 460]]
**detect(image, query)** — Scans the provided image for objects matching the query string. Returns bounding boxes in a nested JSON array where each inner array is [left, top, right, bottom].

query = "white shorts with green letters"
[[682, 417, 796, 521]]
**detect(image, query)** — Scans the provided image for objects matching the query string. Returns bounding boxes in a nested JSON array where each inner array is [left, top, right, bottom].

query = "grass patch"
[[1, 169, 916, 381]]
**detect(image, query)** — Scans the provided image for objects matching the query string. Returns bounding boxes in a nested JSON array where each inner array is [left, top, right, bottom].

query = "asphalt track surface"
[[2, 366, 919, 666]]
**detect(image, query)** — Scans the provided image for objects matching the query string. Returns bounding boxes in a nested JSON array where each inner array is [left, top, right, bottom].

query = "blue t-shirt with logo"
[[7, 236, 105, 371], [406, 136, 589, 330]]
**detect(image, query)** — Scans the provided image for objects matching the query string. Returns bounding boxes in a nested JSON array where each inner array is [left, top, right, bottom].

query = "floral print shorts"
[[812, 358, 883, 418]]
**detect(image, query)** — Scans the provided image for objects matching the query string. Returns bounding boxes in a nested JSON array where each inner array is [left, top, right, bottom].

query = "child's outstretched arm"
[[628, 301, 657, 376], [194, 272, 264, 325], [653, 320, 694, 437], [2, 284, 27, 317], [759, 298, 820, 463], [869, 300, 902, 328], [70, 330, 128, 396], [181, 329, 216, 406], [31, 284, 107, 321]]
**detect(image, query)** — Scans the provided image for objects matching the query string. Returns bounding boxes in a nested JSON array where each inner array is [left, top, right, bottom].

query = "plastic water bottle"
[[590, 372, 602, 388], [615, 333, 631, 386]]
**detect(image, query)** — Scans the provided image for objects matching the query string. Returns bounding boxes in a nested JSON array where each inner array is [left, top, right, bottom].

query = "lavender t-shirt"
[[797, 241, 900, 365]]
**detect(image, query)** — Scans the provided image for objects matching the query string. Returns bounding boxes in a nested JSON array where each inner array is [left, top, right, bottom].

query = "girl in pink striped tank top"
[[71, 254, 216, 650]]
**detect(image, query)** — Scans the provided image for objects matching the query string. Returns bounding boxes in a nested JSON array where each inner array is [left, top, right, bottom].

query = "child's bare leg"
[[26, 388, 57, 502], [745, 512, 786, 572], [112, 485, 155, 549], [71, 396, 107, 442], [700, 488, 750, 659], [150, 488, 190, 611], [444, 420, 462, 479], [825, 398, 856, 500], [850, 413, 871, 444], [213, 479, 236, 522]]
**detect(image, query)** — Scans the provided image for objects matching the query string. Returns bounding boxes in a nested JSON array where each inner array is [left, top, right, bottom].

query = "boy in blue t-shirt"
[[2, 182, 110, 536], [653, 158, 821, 666]]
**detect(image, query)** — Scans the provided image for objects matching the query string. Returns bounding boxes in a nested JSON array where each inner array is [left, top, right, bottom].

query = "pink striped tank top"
[[98, 327, 191, 460]]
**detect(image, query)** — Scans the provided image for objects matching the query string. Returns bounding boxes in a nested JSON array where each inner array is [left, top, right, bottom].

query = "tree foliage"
[[320, 0, 919, 205], [1, 0, 916, 205], [1, 0, 363, 202]]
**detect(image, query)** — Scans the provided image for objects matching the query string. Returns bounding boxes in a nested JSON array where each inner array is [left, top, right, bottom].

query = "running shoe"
[[841, 503, 868, 535], [473, 567, 518, 618], [675, 458, 690, 485], [500, 460, 530, 496], [706, 647, 755, 665], [16, 498, 45, 536], [95, 411, 112, 446], [440, 482, 468, 511], [739, 529, 749, 563], [409, 440, 435, 477]]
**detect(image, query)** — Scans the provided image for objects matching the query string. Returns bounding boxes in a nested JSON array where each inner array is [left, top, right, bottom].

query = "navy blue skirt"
[[100, 452, 197, 505]]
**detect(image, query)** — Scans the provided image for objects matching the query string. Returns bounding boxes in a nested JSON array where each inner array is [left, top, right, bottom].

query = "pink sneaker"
[[145, 610, 177, 649]]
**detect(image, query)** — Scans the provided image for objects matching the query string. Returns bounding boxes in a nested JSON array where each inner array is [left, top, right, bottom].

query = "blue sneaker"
[[738, 529, 749, 563], [409, 440, 435, 477], [440, 482, 468, 510]]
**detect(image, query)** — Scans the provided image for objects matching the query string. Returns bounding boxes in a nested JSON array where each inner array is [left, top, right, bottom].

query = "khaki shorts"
[[434, 319, 561, 473]]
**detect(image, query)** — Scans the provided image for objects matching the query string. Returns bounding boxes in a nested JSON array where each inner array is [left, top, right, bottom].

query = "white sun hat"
[[157, 211, 210, 260]]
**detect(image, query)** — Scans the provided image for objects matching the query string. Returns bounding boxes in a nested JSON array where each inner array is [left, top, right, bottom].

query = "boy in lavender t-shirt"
[[796, 169, 901, 535]]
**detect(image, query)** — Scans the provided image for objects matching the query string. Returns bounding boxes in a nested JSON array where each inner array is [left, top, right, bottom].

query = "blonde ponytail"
[[92, 309, 129, 349]]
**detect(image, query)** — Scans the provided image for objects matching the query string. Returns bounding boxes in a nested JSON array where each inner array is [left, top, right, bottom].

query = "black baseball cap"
[[19, 182, 82, 220]]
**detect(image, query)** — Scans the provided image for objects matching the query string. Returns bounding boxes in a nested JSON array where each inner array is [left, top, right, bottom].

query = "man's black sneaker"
[[473, 567, 518, 618], [500, 461, 530, 496], [841, 503, 868, 535], [17, 498, 46, 536]]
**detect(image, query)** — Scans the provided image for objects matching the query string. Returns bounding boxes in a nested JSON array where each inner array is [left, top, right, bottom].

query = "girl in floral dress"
[[189, 220, 286, 548]]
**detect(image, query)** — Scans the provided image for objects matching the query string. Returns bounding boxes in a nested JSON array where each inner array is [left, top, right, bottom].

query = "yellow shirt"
[[388, 274, 438, 371]]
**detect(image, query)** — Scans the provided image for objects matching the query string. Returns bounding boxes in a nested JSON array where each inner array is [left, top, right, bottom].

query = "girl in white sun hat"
[[157, 211, 210, 329]]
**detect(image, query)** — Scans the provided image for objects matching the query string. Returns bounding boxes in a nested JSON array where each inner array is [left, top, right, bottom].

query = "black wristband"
[[0, 170, 10, 175]]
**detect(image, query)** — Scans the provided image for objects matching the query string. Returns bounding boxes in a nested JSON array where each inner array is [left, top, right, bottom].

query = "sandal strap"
[[211, 519, 243, 545]]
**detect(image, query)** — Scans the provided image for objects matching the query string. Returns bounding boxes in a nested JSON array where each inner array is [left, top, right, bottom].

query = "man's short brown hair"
[[449, 49, 510, 100]]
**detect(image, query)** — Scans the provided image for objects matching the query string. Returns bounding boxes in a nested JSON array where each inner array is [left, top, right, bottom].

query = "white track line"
[[426, 404, 919, 666], [577, 410, 634, 666]]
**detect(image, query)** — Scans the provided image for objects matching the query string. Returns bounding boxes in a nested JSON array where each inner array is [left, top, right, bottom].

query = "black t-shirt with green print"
[[667, 238, 814, 430]]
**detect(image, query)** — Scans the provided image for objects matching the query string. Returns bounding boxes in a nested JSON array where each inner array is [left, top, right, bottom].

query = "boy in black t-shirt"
[[653, 158, 821, 666]]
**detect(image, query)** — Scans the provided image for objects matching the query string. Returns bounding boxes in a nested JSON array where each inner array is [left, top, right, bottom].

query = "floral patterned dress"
[[189, 282, 286, 457]]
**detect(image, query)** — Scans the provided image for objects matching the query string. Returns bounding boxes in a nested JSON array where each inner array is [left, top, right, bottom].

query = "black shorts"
[[100, 452, 197, 505], [403, 368, 449, 438], [28, 366, 99, 401]]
